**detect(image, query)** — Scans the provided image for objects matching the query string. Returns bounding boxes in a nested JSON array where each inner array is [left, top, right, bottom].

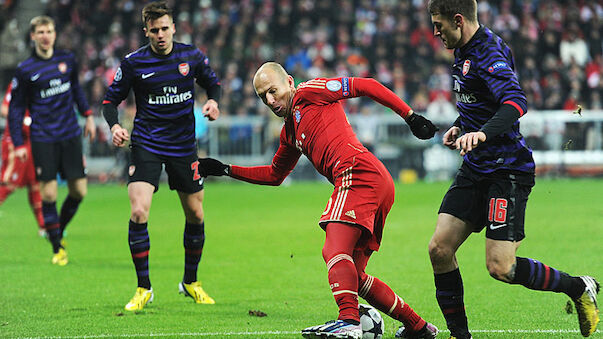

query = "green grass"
[[0, 179, 601, 338]]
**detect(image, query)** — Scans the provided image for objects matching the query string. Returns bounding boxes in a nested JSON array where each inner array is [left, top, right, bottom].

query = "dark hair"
[[142, 1, 173, 27], [428, 0, 478, 23]]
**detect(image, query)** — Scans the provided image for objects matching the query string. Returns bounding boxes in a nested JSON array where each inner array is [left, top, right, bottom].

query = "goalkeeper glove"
[[406, 113, 439, 140], [198, 158, 229, 177]]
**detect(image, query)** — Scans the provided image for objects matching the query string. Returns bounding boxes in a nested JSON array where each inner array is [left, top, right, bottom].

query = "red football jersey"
[[231, 77, 411, 184]]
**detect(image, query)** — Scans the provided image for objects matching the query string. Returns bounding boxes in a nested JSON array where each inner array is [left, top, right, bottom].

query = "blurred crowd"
[[1, 0, 602, 122]]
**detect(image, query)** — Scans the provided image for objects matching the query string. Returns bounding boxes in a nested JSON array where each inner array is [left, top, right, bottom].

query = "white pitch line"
[[16, 329, 600, 339]]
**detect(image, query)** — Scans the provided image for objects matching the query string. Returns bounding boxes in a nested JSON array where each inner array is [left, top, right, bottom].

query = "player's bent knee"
[[130, 206, 150, 223], [486, 260, 514, 283], [428, 240, 453, 264]]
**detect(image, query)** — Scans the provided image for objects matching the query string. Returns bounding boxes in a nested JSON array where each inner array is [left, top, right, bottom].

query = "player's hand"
[[198, 158, 229, 177], [84, 116, 96, 141], [455, 131, 486, 156], [14, 146, 28, 161], [405, 112, 438, 140], [203, 99, 220, 121], [443, 126, 461, 149], [111, 124, 130, 148]]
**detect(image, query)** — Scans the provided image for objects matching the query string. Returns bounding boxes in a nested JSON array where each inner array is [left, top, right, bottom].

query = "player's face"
[[254, 70, 295, 118], [144, 14, 175, 55], [31, 24, 56, 53], [431, 14, 462, 49]]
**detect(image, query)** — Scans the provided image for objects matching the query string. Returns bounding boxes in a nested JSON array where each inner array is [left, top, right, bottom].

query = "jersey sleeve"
[[229, 127, 301, 185], [102, 57, 135, 106], [476, 49, 527, 116], [193, 50, 221, 101], [297, 77, 412, 118], [7, 71, 27, 147], [70, 54, 92, 117]]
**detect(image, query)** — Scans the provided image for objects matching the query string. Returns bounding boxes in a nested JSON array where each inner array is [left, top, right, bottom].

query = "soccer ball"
[[359, 303, 384, 339]]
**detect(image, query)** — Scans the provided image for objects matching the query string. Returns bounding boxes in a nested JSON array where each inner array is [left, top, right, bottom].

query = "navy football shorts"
[[128, 145, 203, 194], [31, 136, 86, 181], [439, 163, 535, 241]]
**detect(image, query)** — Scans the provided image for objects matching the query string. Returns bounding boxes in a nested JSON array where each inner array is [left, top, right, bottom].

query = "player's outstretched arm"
[[351, 78, 437, 139]]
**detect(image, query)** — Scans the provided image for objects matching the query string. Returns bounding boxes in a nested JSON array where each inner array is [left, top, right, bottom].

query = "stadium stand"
[[0, 0, 602, 180]]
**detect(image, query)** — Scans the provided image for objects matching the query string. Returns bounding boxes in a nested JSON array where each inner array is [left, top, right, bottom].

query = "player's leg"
[[124, 181, 155, 311], [0, 183, 16, 205], [484, 178, 599, 336], [166, 153, 214, 304], [59, 136, 87, 236], [302, 221, 363, 339], [128, 181, 154, 289], [0, 139, 17, 204], [60, 177, 86, 235], [176, 189, 214, 304], [26, 183, 45, 233], [31, 140, 66, 263], [354, 249, 438, 339], [123, 146, 162, 311], [39, 179, 69, 265], [22, 148, 45, 233], [429, 213, 474, 339]]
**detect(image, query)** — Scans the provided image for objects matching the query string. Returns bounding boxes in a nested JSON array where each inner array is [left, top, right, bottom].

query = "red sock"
[[327, 253, 360, 323], [0, 184, 15, 205], [323, 222, 364, 324], [359, 274, 426, 332], [28, 186, 44, 229]]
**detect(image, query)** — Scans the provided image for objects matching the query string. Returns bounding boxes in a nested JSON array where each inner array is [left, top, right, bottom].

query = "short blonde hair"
[[29, 15, 55, 33]]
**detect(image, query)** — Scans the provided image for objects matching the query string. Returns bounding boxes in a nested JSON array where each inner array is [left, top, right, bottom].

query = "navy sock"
[[183, 222, 205, 284], [434, 268, 470, 337], [129, 220, 151, 289], [42, 201, 61, 253], [59, 195, 82, 235], [512, 257, 584, 299]]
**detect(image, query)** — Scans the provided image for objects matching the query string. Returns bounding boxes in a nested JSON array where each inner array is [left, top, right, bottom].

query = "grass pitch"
[[0, 179, 601, 338]]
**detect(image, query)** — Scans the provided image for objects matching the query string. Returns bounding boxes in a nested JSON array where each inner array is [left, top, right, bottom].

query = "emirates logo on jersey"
[[462, 60, 471, 76], [58, 62, 67, 74], [179, 63, 190, 76]]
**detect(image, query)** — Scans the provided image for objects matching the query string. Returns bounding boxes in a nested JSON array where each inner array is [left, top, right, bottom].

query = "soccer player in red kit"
[[199, 62, 439, 339], [0, 83, 45, 234]]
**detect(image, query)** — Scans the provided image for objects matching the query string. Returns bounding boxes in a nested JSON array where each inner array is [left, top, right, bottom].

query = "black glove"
[[406, 113, 439, 140], [198, 158, 229, 177]]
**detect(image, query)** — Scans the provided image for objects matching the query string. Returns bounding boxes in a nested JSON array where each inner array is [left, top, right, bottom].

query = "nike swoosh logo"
[[489, 223, 507, 230], [141, 72, 155, 79], [129, 239, 146, 245], [31, 74, 40, 81]]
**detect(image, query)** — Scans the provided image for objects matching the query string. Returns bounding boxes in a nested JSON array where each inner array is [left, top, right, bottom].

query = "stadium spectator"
[[1, 0, 598, 119], [0, 83, 45, 236], [8, 15, 96, 266], [560, 24, 590, 67], [198, 62, 439, 339], [425, 1, 600, 338], [101, 1, 221, 312]]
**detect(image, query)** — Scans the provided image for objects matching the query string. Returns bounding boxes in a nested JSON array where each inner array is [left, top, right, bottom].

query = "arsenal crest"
[[179, 63, 190, 76], [58, 62, 67, 73], [462, 60, 471, 76]]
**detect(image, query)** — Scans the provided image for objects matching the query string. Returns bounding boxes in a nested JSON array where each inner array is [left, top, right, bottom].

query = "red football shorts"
[[1, 137, 37, 187], [319, 152, 395, 251]]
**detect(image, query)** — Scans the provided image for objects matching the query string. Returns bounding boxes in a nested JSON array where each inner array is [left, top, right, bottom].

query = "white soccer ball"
[[359, 303, 384, 339]]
